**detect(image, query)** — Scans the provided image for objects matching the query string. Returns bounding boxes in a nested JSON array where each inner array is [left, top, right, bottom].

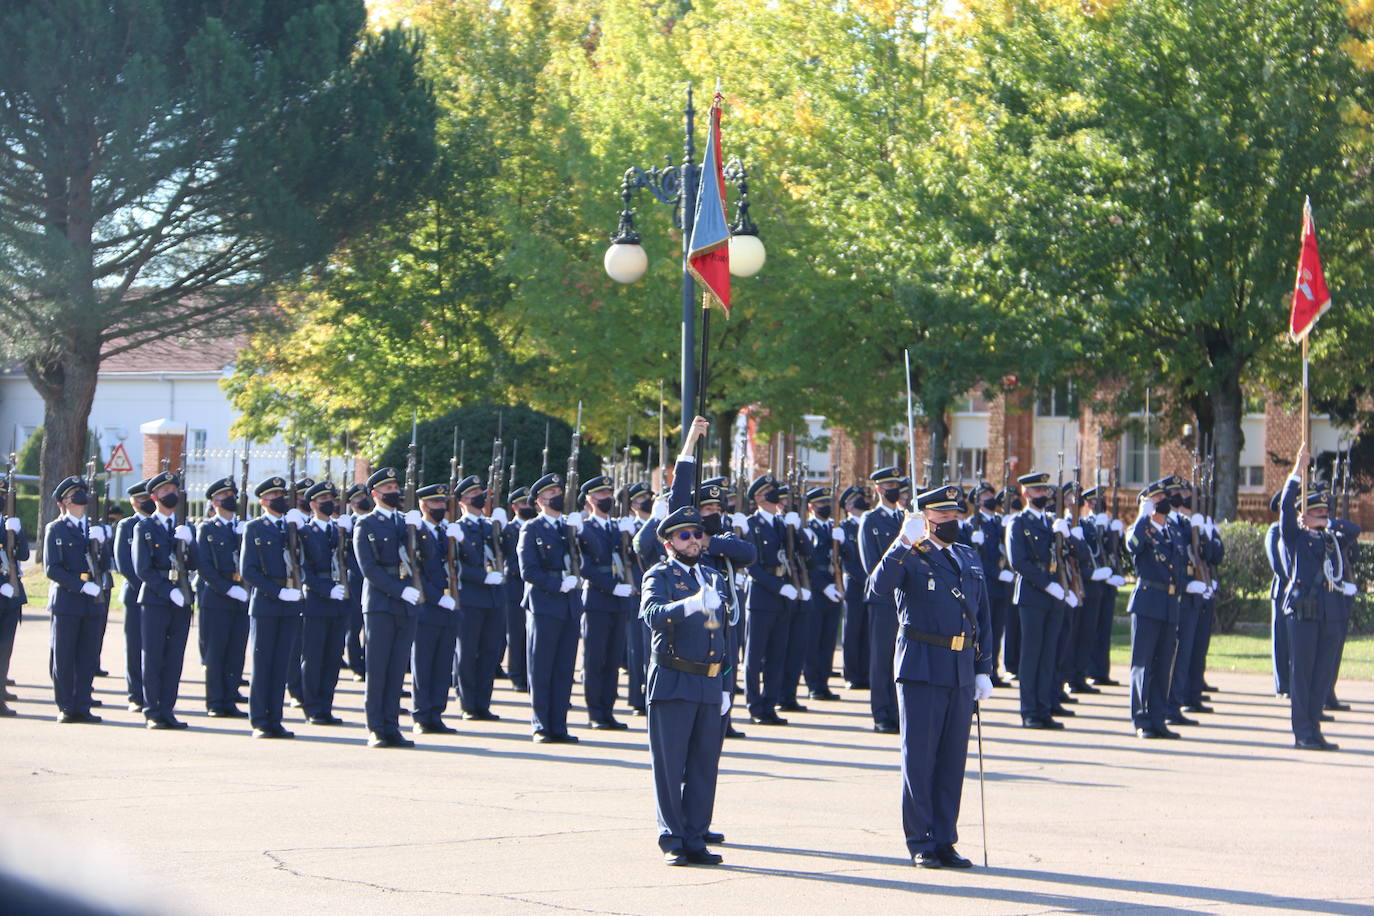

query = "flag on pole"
[[1290, 196, 1331, 342], [688, 87, 731, 314]]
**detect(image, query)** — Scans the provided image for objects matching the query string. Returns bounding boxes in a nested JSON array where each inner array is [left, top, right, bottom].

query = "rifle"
[[239, 439, 250, 523], [1188, 439, 1211, 586], [507, 439, 519, 502], [1341, 439, 1353, 520], [285, 443, 303, 591], [613, 421, 637, 594], [540, 422, 551, 475], [3, 451, 17, 591], [830, 463, 843, 597], [173, 442, 193, 605], [1109, 458, 1123, 573], [564, 402, 583, 576], [783, 448, 809, 596], [488, 413, 506, 573], [1052, 440, 1081, 603], [446, 426, 462, 605], [82, 455, 108, 601], [657, 380, 667, 493], [403, 413, 422, 592]]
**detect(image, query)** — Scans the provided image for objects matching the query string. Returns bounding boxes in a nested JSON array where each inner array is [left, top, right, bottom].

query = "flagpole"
[[1301, 332, 1310, 509], [693, 292, 711, 507]]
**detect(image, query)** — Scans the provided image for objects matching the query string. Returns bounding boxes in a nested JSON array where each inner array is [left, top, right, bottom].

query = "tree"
[[0, 0, 438, 522]]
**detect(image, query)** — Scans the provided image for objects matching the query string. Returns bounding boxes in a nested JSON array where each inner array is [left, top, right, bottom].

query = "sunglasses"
[[673, 529, 706, 541]]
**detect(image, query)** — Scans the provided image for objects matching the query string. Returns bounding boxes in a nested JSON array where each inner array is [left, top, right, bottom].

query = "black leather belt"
[[652, 652, 722, 677], [1139, 577, 1176, 595], [901, 626, 967, 651]]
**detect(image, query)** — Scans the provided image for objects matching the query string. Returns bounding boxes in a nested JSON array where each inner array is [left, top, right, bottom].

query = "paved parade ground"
[[1, 604, 1372, 916]]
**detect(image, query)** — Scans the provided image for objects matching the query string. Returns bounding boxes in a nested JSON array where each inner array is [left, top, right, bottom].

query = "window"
[[1243, 466, 1265, 488], [1243, 393, 1266, 416], [1035, 382, 1079, 418], [190, 429, 208, 464], [954, 447, 989, 481], [1123, 422, 1160, 485], [953, 392, 990, 414]]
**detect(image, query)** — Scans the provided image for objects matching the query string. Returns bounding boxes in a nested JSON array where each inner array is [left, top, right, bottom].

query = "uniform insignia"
[[928, 578, 936, 591], [777, 549, 787, 565], [947, 487, 957, 498], [552, 475, 561, 484], [55, 538, 63, 546], [536, 537, 543, 545], [385, 470, 395, 479], [916, 540, 932, 553]]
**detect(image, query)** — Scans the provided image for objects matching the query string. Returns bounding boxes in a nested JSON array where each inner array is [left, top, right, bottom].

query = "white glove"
[[227, 585, 249, 602], [485, 571, 505, 586], [1342, 581, 1357, 597], [0, 583, 11, 599], [779, 583, 799, 601], [702, 584, 723, 612], [285, 508, 309, 529], [278, 587, 302, 602], [783, 511, 802, 529], [80, 581, 101, 598], [234, 520, 245, 535], [831, 526, 846, 544], [446, 524, 464, 542], [682, 589, 706, 616], [400, 586, 421, 605], [900, 514, 926, 544], [720, 690, 732, 716], [612, 583, 633, 597], [998, 569, 1016, 583], [617, 516, 637, 534], [337, 514, 354, 532], [559, 574, 579, 593], [1185, 580, 1208, 595], [971, 528, 985, 545], [1093, 513, 1109, 530], [824, 583, 842, 603], [4, 517, 20, 533], [169, 587, 185, 607], [1108, 574, 1126, 588], [1070, 525, 1084, 540], [1046, 581, 1066, 601], [731, 512, 749, 531], [1203, 587, 1214, 600], [84, 524, 105, 543], [1210, 579, 1218, 591], [973, 673, 994, 702], [173, 525, 193, 543], [329, 584, 346, 600], [1091, 566, 1112, 582], [1110, 519, 1124, 533], [800, 587, 812, 602], [404, 509, 423, 528], [1065, 590, 1079, 608], [565, 511, 584, 532], [1052, 518, 1071, 537], [490, 507, 509, 526], [735, 571, 748, 589], [651, 496, 669, 521], [438, 594, 456, 610]]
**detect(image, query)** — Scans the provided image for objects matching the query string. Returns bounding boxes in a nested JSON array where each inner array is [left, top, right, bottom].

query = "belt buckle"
[[80, 572, 91, 582], [1168, 584, 1176, 595], [950, 633, 965, 651], [707, 662, 722, 677]]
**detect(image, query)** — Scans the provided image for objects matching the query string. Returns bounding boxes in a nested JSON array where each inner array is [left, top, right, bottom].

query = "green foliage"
[[1214, 521, 1275, 632]]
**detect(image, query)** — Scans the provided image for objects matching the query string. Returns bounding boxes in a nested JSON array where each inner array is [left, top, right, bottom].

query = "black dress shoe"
[[386, 732, 416, 748], [725, 726, 747, 739], [0, 704, 14, 717], [209, 708, 249, 718], [463, 710, 501, 721], [750, 714, 788, 726], [288, 697, 303, 708], [589, 718, 629, 730], [1201, 682, 1218, 692], [96, 668, 109, 677], [936, 845, 972, 868], [58, 711, 83, 724], [89, 698, 103, 707], [1050, 705, 1076, 717], [239, 678, 250, 687], [1057, 693, 1078, 704], [253, 725, 294, 738], [1023, 717, 1056, 729], [414, 721, 458, 734], [1136, 726, 1163, 739], [1295, 737, 1333, 751], [1158, 726, 1181, 739], [127, 702, 145, 713], [232, 694, 249, 704], [663, 849, 688, 866], [1069, 682, 1101, 695], [777, 701, 808, 713], [2, 689, 17, 701], [1325, 701, 1351, 712], [1318, 712, 1335, 722], [989, 675, 1009, 688], [1321, 739, 1341, 750], [631, 706, 647, 716], [913, 851, 942, 868], [1165, 714, 1198, 726], [846, 682, 870, 690], [511, 680, 529, 692], [704, 831, 725, 844], [533, 730, 555, 743], [1183, 703, 1213, 714], [146, 716, 181, 730], [1093, 677, 1121, 687], [873, 722, 900, 734], [367, 731, 392, 748], [685, 849, 723, 865], [549, 733, 580, 744], [808, 689, 840, 701]]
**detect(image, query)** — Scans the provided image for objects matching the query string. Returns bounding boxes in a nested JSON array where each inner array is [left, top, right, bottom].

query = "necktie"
[[943, 548, 960, 575]]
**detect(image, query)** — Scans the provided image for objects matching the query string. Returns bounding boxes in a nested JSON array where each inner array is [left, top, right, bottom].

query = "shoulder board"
[[915, 539, 933, 554]]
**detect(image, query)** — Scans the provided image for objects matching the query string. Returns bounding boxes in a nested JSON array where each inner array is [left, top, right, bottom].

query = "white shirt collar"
[[373, 506, 395, 520], [1024, 507, 1045, 520]]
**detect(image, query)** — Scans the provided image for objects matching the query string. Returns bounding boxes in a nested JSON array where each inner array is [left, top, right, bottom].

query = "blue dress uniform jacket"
[[411, 520, 458, 726], [975, 510, 1011, 678], [860, 505, 904, 728], [641, 558, 730, 855], [197, 516, 249, 713], [870, 536, 992, 857], [354, 508, 419, 739], [0, 516, 28, 700], [743, 510, 807, 719], [579, 515, 631, 723], [453, 513, 504, 717], [45, 516, 105, 717], [455, 514, 498, 607], [1266, 520, 1289, 695], [1005, 508, 1063, 721], [501, 518, 527, 688], [133, 512, 197, 722], [839, 512, 869, 686], [343, 515, 366, 677], [801, 518, 843, 696], [518, 513, 582, 737], [1125, 513, 1183, 731], [297, 518, 348, 721], [114, 513, 147, 705], [240, 513, 304, 731]]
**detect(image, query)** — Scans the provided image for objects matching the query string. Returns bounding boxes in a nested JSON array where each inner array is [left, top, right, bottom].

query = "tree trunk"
[[715, 407, 738, 478], [25, 343, 101, 543], [927, 408, 950, 487], [1210, 373, 1243, 521]]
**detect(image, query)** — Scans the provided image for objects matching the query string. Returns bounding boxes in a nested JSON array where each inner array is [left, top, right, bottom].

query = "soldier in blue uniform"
[[1279, 446, 1359, 750], [339, 483, 371, 682], [642, 506, 731, 866], [503, 486, 533, 692], [622, 481, 654, 715], [239, 476, 305, 738], [802, 486, 844, 702], [969, 482, 1013, 686], [113, 479, 153, 711], [575, 475, 634, 729], [1264, 491, 1288, 696], [517, 472, 583, 743], [0, 474, 29, 717], [743, 472, 808, 725], [197, 477, 250, 718], [860, 467, 906, 733], [1070, 486, 1121, 695], [133, 470, 197, 730], [45, 476, 108, 723], [296, 481, 350, 726], [1184, 503, 1225, 713], [775, 484, 814, 714], [838, 484, 870, 689], [870, 484, 993, 869], [1124, 479, 1184, 739], [453, 474, 506, 722], [999, 487, 1025, 678], [1006, 471, 1068, 729], [407, 481, 460, 734], [284, 476, 315, 709], [352, 467, 422, 748], [1164, 479, 1214, 725]]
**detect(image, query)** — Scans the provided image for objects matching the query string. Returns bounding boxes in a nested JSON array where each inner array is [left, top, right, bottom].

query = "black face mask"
[[470, 494, 487, 511], [852, 497, 870, 512], [158, 492, 179, 509], [1180, 496, 1192, 509], [1030, 495, 1049, 510], [380, 491, 403, 509], [594, 496, 614, 514], [268, 495, 289, 514], [632, 499, 650, 515], [137, 498, 155, 515], [1169, 493, 1184, 508], [1091, 499, 1106, 514], [70, 491, 89, 506], [318, 500, 336, 516], [814, 505, 833, 520], [981, 497, 998, 511], [762, 488, 781, 505], [220, 496, 239, 513], [355, 497, 375, 513], [1011, 498, 1025, 511], [673, 549, 700, 566], [702, 513, 723, 535], [547, 494, 565, 513], [932, 519, 962, 544], [881, 487, 902, 505], [428, 507, 447, 522], [1154, 500, 1171, 517], [516, 506, 537, 520]]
